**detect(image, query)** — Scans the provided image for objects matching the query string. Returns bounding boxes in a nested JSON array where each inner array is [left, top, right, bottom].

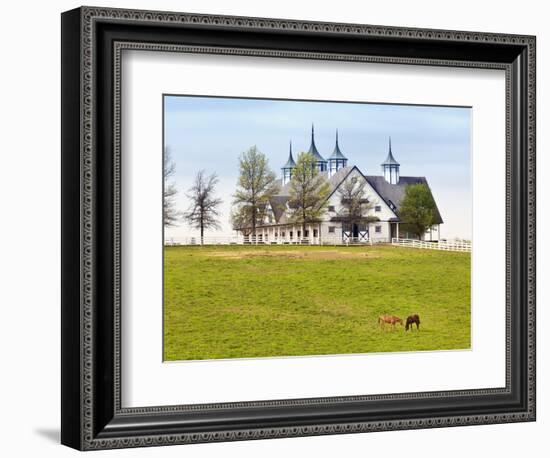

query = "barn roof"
[[364, 175, 443, 224], [269, 166, 443, 225]]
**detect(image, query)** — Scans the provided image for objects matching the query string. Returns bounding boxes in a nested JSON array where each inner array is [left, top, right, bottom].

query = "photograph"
[[57, 3, 537, 452], [163, 95, 472, 361]]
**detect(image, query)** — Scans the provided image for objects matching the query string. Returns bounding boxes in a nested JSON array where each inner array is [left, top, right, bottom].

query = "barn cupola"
[[281, 141, 296, 185], [308, 124, 328, 173], [381, 137, 400, 184], [328, 129, 348, 177]]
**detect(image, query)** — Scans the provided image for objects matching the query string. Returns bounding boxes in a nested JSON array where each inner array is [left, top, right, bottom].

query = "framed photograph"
[[61, 6, 536, 450]]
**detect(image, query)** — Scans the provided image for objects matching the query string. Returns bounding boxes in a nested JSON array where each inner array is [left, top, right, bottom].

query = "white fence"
[[164, 236, 470, 251], [165, 236, 245, 246], [391, 238, 471, 253], [164, 235, 375, 246]]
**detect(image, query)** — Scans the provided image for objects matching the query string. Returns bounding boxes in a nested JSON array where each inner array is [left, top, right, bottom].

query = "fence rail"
[[391, 238, 471, 252], [164, 236, 470, 250], [164, 235, 378, 246]]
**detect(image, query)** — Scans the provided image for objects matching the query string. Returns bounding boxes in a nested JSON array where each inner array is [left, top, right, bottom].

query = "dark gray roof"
[[308, 124, 327, 163], [381, 137, 400, 166], [327, 166, 354, 190], [328, 130, 347, 160], [269, 167, 353, 224], [282, 142, 296, 168], [270, 165, 443, 225], [275, 166, 352, 199], [268, 195, 289, 222], [273, 166, 351, 206], [364, 175, 443, 224]]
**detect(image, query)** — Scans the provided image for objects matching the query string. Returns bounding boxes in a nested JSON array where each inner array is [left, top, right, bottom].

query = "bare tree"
[[232, 146, 279, 236], [287, 152, 331, 238], [334, 176, 379, 235], [163, 147, 180, 227], [183, 170, 223, 244]]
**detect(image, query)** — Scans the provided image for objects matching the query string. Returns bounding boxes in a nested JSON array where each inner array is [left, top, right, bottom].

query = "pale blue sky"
[[164, 95, 471, 240]]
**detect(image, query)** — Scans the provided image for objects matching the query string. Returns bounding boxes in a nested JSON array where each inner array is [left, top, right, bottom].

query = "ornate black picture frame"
[[61, 6, 536, 450]]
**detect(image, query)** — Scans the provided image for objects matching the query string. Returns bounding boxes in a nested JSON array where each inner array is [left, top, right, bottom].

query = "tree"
[[230, 206, 254, 236], [163, 147, 180, 227], [287, 152, 331, 238], [183, 170, 223, 244], [335, 176, 379, 233], [232, 146, 279, 236], [398, 183, 438, 239]]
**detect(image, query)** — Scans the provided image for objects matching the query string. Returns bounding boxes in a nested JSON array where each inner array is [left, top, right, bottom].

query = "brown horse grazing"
[[405, 314, 421, 331], [378, 315, 403, 329]]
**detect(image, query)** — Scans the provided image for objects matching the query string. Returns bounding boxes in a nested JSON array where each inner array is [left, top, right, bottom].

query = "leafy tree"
[[232, 146, 279, 236], [230, 206, 254, 237], [287, 152, 331, 238], [163, 147, 180, 227], [335, 176, 379, 233], [183, 170, 223, 244], [399, 183, 438, 239]]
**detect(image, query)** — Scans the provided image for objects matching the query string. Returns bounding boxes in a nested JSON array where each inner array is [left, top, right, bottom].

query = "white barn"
[[250, 126, 443, 244]]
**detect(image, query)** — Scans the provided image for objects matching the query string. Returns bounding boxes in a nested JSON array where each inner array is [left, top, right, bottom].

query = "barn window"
[[375, 205, 381, 212], [313, 229, 318, 237], [328, 205, 335, 212], [375, 225, 382, 233], [328, 226, 335, 233]]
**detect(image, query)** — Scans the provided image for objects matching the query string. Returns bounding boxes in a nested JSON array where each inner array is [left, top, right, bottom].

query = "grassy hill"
[[164, 245, 470, 361]]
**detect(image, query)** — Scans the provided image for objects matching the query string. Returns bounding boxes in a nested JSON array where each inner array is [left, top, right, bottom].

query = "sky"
[[164, 95, 471, 240]]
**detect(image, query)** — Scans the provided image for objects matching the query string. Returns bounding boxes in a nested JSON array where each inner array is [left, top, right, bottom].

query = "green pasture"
[[163, 244, 470, 361]]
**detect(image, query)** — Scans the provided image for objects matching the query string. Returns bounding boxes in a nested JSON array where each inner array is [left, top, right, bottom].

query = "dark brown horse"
[[405, 314, 420, 331]]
